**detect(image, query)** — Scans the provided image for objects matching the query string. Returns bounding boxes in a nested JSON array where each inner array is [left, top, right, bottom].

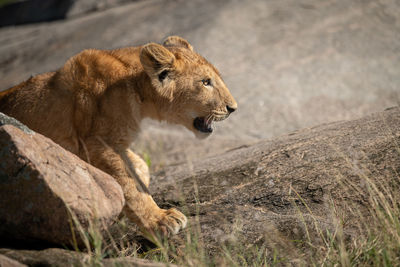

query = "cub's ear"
[[163, 36, 193, 51], [140, 43, 176, 75], [140, 43, 176, 99]]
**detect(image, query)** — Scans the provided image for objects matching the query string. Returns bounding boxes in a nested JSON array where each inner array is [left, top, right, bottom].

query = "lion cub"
[[0, 36, 237, 236]]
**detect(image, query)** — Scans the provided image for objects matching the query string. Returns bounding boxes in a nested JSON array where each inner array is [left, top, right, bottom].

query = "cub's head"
[[140, 36, 237, 139]]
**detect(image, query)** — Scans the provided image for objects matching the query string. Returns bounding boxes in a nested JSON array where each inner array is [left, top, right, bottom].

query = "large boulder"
[[0, 0, 399, 144], [1, 0, 398, 169], [0, 113, 124, 246], [150, 107, 400, 260]]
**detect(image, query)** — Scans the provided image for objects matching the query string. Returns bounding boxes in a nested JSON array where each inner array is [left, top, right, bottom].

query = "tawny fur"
[[0, 36, 237, 236]]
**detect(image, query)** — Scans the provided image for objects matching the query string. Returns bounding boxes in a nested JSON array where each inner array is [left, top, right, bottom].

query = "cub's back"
[[0, 71, 79, 152], [0, 48, 140, 154]]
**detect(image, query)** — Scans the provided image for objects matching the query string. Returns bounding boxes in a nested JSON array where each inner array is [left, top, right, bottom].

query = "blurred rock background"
[[0, 0, 399, 168]]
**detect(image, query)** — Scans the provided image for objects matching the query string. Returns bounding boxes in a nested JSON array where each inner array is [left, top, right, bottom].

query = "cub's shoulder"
[[56, 49, 134, 96]]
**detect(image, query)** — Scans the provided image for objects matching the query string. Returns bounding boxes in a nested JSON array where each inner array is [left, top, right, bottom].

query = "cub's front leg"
[[122, 149, 150, 189], [85, 137, 187, 236]]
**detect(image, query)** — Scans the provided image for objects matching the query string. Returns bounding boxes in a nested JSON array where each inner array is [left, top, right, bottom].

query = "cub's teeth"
[[210, 121, 215, 130]]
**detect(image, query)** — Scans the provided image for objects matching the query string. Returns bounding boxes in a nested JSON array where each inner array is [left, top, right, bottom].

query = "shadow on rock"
[[0, 0, 74, 27]]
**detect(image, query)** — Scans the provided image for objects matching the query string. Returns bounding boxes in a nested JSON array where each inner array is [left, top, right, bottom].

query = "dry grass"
[[67, 141, 400, 267]]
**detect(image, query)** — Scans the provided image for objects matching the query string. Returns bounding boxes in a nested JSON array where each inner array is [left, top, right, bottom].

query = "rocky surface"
[[0, 0, 399, 265], [0, 0, 399, 168], [0, 248, 173, 267], [0, 112, 33, 134], [0, 0, 135, 27], [150, 107, 400, 260], [0, 114, 124, 246], [0, 254, 26, 267], [0, 108, 398, 264]]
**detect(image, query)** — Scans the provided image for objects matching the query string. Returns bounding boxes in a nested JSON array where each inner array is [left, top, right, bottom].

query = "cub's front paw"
[[155, 208, 187, 236]]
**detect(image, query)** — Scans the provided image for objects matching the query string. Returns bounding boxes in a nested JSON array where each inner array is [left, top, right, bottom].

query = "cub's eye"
[[202, 78, 212, 86], [158, 70, 168, 82]]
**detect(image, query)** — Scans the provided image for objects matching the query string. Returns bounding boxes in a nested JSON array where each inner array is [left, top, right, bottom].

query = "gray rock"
[[0, 122, 124, 246], [0, 254, 26, 267], [150, 107, 400, 261], [0, 112, 33, 134], [0, 0, 74, 27], [0, 0, 399, 168], [0, 0, 136, 27], [68, 0, 135, 18], [0, 248, 172, 267]]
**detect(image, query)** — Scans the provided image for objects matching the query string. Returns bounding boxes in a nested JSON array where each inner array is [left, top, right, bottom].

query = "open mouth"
[[193, 117, 213, 133]]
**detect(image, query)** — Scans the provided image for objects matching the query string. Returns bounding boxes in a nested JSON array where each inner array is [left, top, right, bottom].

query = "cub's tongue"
[[193, 117, 213, 133]]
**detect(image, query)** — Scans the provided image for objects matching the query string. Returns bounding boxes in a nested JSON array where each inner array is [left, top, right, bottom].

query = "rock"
[[0, 254, 26, 267], [0, 112, 33, 134], [150, 107, 400, 259], [0, 116, 124, 246], [67, 0, 134, 19], [0, 0, 135, 27], [0, 0, 74, 27], [0, 0, 399, 169], [0, 248, 172, 267]]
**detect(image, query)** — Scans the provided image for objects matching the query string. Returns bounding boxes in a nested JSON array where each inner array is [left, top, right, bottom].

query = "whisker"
[[206, 114, 213, 124], [211, 110, 227, 115]]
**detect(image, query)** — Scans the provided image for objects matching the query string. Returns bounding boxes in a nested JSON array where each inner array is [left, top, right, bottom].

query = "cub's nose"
[[226, 105, 237, 114]]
